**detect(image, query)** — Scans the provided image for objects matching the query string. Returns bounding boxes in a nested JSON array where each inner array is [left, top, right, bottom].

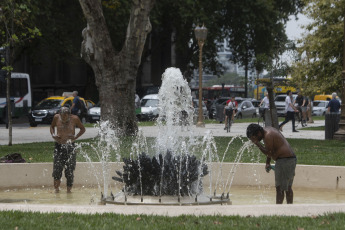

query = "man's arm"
[[289, 101, 298, 112], [253, 132, 274, 157], [50, 115, 61, 142], [327, 101, 331, 112], [50, 116, 56, 136], [73, 117, 86, 141]]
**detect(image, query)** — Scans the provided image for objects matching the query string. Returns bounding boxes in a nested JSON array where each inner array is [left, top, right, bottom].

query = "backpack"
[[0, 153, 26, 163], [79, 99, 87, 114]]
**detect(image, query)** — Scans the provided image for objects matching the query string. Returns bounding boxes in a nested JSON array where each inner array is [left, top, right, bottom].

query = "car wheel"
[[252, 113, 257, 118], [30, 122, 37, 127], [322, 112, 325, 116], [237, 113, 242, 119], [81, 117, 87, 124]]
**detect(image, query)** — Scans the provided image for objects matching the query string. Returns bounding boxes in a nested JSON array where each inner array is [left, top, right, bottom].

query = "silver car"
[[193, 99, 208, 119], [312, 100, 329, 116], [235, 100, 257, 119]]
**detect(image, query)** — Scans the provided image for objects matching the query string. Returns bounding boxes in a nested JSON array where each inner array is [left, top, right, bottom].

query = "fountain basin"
[[1, 162, 344, 190]]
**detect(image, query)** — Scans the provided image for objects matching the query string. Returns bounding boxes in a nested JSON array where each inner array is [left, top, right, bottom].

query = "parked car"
[[87, 102, 100, 123], [235, 100, 257, 119], [312, 100, 329, 116], [139, 94, 159, 121], [274, 94, 297, 117], [193, 99, 208, 119], [250, 99, 261, 115], [209, 97, 231, 119], [88, 95, 142, 123], [28, 96, 88, 127], [85, 100, 95, 109]]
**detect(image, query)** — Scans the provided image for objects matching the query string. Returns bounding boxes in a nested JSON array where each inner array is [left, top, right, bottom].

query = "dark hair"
[[286, 90, 291, 95], [246, 123, 264, 138]]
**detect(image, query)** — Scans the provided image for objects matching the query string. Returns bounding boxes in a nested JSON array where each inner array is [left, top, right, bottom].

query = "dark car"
[[28, 96, 88, 127], [209, 97, 231, 119]]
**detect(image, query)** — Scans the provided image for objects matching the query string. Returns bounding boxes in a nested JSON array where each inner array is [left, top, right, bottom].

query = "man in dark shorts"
[[50, 107, 85, 193], [246, 123, 297, 204]]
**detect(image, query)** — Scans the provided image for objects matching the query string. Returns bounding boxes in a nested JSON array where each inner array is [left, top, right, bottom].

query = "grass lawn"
[[1, 136, 344, 166], [1, 211, 345, 230]]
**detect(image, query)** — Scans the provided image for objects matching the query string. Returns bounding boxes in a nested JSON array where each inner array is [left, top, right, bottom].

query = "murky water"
[[1, 186, 344, 205]]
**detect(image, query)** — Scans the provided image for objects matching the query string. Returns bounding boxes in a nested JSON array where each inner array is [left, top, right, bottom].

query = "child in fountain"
[[246, 123, 297, 204], [50, 106, 86, 193]]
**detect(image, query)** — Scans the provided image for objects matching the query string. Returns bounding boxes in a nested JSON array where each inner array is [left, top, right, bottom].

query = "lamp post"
[[194, 25, 207, 127], [333, 12, 345, 140]]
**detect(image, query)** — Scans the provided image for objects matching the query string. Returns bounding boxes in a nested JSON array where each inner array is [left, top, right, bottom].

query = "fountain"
[[97, 67, 250, 205]]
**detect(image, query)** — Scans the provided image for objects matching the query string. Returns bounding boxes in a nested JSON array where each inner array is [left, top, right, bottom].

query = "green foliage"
[[292, 0, 344, 95], [204, 72, 245, 87], [1, 211, 345, 229], [225, 0, 303, 72], [0, 0, 41, 67]]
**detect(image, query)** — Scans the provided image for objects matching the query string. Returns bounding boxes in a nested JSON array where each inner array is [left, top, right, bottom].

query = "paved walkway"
[[0, 120, 325, 145]]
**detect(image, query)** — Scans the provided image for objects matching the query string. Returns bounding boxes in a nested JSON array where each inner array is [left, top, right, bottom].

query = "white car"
[[312, 100, 329, 116], [87, 103, 100, 123], [139, 94, 159, 121], [274, 94, 298, 117]]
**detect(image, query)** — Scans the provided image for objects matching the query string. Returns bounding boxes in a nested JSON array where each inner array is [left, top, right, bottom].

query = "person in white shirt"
[[223, 98, 236, 130], [259, 91, 270, 121], [279, 90, 299, 132]]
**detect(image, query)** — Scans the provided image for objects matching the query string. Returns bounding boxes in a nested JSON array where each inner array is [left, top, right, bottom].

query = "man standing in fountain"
[[50, 106, 85, 193], [246, 123, 297, 204]]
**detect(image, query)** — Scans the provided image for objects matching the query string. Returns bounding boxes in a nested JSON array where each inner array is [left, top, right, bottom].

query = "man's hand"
[[265, 163, 271, 173]]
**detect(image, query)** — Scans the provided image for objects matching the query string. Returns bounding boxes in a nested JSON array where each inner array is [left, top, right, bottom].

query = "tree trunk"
[[6, 40, 12, 145], [266, 76, 279, 129], [79, 0, 155, 135]]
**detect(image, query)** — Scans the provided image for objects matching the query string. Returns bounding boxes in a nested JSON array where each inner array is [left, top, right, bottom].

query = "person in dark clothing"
[[327, 92, 341, 114], [70, 91, 80, 115], [295, 91, 304, 125]]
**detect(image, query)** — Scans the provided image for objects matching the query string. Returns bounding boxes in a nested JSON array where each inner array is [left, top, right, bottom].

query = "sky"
[[285, 13, 312, 41]]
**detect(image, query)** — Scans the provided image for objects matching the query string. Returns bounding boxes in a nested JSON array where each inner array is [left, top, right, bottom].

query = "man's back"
[[263, 127, 295, 160], [328, 99, 340, 113]]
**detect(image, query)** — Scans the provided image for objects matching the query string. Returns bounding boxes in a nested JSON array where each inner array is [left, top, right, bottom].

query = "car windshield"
[[193, 100, 205, 108], [313, 101, 326, 107], [141, 99, 158, 107], [35, 99, 62, 109], [275, 96, 286, 102]]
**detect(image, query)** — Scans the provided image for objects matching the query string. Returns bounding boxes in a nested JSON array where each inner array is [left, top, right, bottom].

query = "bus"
[[0, 71, 32, 122], [253, 78, 297, 99], [191, 85, 245, 100]]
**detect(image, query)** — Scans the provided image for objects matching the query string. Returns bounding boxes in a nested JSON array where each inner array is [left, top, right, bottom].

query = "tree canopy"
[[292, 0, 344, 96]]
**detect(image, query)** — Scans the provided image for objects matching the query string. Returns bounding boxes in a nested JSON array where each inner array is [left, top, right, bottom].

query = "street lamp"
[[194, 24, 207, 127]]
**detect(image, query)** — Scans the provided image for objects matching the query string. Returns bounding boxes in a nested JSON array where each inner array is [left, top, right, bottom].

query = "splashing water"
[[82, 67, 262, 205], [77, 120, 121, 198]]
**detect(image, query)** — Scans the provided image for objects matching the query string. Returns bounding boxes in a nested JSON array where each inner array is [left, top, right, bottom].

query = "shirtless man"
[[246, 123, 297, 204], [50, 107, 85, 193]]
